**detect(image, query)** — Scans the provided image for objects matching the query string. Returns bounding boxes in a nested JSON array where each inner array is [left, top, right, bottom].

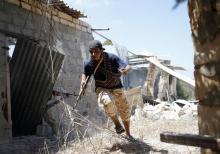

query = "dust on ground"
[[57, 116, 199, 154], [0, 106, 199, 154]]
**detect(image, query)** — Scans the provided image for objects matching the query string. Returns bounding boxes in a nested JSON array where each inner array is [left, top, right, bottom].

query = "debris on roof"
[[40, 0, 86, 18]]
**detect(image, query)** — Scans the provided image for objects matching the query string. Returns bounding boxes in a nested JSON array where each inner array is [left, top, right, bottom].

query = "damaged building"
[[113, 48, 195, 103], [0, 0, 196, 150], [127, 55, 179, 102], [0, 0, 98, 142]]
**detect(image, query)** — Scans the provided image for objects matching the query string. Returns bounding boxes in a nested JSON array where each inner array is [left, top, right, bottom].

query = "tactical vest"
[[95, 52, 122, 89]]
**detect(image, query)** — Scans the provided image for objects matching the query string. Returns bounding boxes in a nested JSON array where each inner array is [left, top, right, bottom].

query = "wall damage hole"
[[8, 37, 17, 58]]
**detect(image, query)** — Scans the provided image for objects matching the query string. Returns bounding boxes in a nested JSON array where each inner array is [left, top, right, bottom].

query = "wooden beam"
[[160, 132, 220, 151]]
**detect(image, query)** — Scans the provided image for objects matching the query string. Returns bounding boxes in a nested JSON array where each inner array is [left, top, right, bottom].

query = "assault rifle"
[[73, 75, 91, 108], [73, 56, 103, 109]]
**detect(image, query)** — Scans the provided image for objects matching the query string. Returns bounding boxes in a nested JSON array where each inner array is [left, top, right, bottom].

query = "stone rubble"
[[131, 99, 198, 122]]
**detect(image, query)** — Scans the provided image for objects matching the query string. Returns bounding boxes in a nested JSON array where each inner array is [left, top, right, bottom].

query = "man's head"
[[89, 40, 105, 61]]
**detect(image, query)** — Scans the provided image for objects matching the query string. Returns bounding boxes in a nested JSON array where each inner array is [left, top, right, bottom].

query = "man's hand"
[[119, 65, 131, 75], [119, 68, 129, 75]]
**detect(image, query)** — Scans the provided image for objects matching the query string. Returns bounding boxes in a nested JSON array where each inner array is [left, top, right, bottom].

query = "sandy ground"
[[0, 114, 199, 154], [58, 116, 199, 154]]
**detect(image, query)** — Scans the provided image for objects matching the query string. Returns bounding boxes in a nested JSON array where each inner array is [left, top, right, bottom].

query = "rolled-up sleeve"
[[115, 55, 127, 69]]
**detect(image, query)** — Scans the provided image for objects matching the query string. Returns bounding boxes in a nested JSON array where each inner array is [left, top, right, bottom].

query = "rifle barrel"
[[74, 75, 91, 108]]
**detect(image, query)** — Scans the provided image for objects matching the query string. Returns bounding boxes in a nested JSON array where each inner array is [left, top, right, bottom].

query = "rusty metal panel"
[[10, 38, 64, 136]]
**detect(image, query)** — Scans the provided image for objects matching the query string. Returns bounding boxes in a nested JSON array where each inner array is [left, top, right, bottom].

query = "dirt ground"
[[0, 113, 199, 154], [0, 117, 200, 154], [58, 116, 199, 154]]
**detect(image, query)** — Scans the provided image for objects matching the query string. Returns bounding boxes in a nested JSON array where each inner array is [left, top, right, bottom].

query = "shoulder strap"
[[93, 54, 103, 75]]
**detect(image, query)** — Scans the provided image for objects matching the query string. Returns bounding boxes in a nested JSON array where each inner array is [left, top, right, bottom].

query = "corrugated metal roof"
[[10, 38, 64, 136]]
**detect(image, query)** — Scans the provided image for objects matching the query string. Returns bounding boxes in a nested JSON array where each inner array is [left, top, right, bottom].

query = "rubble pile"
[[131, 99, 198, 122]]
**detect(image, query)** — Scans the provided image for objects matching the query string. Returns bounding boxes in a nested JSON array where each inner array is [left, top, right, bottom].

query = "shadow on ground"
[[105, 139, 168, 154], [0, 136, 60, 154]]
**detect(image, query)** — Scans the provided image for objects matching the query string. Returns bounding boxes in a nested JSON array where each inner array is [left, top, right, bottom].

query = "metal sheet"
[[10, 38, 64, 136]]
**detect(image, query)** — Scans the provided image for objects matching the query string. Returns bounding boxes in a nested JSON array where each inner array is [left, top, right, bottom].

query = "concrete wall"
[[0, 33, 12, 143], [0, 0, 98, 140], [127, 67, 148, 88], [143, 63, 160, 99], [130, 65, 177, 101]]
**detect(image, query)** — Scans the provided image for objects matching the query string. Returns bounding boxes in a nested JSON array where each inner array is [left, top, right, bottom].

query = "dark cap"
[[89, 40, 105, 51]]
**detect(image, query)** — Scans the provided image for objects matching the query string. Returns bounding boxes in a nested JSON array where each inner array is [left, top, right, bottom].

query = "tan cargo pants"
[[96, 87, 130, 122]]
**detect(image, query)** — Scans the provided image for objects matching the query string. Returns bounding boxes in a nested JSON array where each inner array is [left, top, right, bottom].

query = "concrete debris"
[[131, 99, 198, 122], [173, 99, 191, 106], [43, 96, 75, 139]]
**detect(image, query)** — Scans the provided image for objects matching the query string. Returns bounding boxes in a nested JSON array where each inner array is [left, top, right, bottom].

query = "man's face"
[[90, 48, 102, 61]]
